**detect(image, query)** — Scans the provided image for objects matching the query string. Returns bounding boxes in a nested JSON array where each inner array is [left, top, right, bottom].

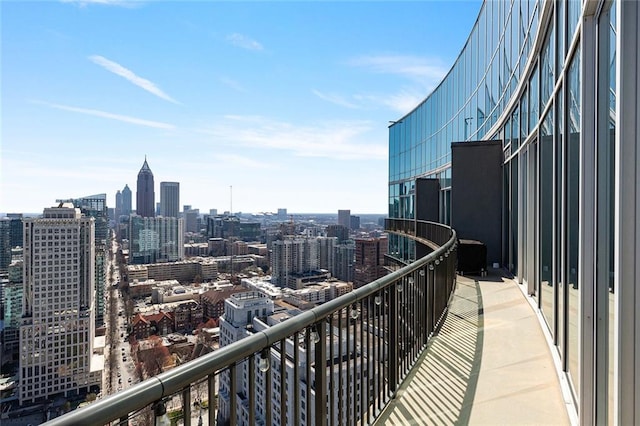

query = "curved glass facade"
[[388, 0, 640, 423]]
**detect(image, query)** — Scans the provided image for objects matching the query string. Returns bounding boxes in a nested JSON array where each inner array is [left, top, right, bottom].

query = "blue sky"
[[1, 0, 481, 215]]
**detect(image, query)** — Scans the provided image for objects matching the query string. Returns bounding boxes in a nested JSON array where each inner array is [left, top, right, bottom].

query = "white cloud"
[[89, 55, 180, 104], [312, 89, 359, 109], [61, 0, 141, 7], [212, 154, 275, 170], [349, 54, 448, 85], [195, 115, 386, 161], [354, 89, 426, 115], [226, 33, 264, 51], [33, 100, 175, 129], [219, 77, 247, 93]]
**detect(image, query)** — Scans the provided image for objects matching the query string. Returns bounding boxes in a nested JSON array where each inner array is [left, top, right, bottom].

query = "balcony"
[[45, 222, 569, 425]]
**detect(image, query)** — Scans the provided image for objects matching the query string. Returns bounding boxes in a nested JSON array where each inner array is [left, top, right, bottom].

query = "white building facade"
[[19, 204, 102, 405]]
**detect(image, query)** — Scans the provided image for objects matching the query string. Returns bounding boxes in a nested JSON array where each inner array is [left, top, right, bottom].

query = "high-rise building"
[[136, 157, 155, 217], [217, 291, 368, 425], [56, 194, 109, 327], [115, 190, 122, 220], [183, 208, 199, 233], [277, 208, 287, 221], [160, 182, 180, 218], [270, 237, 336, 289], [121, 184, 132, 216], [349, 215, 360, 231], [0, 215, 23, 272], [326, 224, 349, 243], [129, 215, 184, 265], [353, 237, 387, 288], [2, 260, 23, 362], [19, 203, 102, 404], [332, 243, 355, 283], [0, 219, 11, 272], [337, 209, 350, 229]]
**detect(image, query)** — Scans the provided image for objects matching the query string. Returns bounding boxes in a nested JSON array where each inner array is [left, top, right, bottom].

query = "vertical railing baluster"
[[389, 281, 398, 398], [266, 346, 272, 426], [183, 386, 191, 426], [305, 329, 311, 425], [294, 331, 300, 426], [208, 373, 215, 426], [345, 307, 351, 426], [315, 320, 327, 426], [338, 310, 343, 425], [280, 339, 287, 426], [329, 313, 335, 426], [230, 364, 237, 426], [354, 300, 367, 424], [249, 354, 255, 426]]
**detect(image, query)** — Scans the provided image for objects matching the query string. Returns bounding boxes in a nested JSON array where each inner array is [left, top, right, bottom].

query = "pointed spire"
[[140, 156, 152, 173]]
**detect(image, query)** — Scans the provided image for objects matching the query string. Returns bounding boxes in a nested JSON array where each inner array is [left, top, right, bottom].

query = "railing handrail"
[[45, 223, 456, 426]]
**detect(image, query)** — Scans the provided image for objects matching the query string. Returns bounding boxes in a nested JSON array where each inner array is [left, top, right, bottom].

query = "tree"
[[138, 336, 170, 378]]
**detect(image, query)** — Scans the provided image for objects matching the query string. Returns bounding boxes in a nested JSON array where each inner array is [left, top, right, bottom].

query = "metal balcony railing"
[[46, 222, 457, 426]]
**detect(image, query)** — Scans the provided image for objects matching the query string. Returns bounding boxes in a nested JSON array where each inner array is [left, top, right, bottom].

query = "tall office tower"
[[129, 215, 184, 265], [333, 243, 355, 283], [2, 260, 23, 363], [350, 215, 360, 230], [136, 157, 155, 217], [121, 184, 132, 216], [7, 213, 24, 247], [20, 203, 102, 405], [277, 208, 287, 221], [353, 237, 388, 288], [326, 224, 349, 243], [217, 291, 367, 425], [183, 208, 199, 233], [0, 215, 23, 272], [209, 209, 217, 216], [56, 194, 109, 327], [338, 209, 351, 230], [160, 182, 180, 218], [115, 190, 122, 220], [0, 219, 11, 271]]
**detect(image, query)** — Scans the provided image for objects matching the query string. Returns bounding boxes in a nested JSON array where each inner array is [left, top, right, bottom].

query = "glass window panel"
[[566, 45, 581, 396], [567, 0, 581, 45], [540, 108, 554, 334], [529, 63, 539, 131], [557, 0, 565, 71], [512, 106, 520, 150], [521, 87, 529, 140], [556, 81, 564, 360], [541, 19, 556, 108]]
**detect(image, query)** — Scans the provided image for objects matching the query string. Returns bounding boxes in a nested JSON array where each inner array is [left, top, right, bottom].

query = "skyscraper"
[[121, 184, 132, 216], [129, 215, 184, 264], [136, 158, 155, 218], [20, 203, 102, 404], [337, 209, 350, 230], [354, 237, 387, 288], [160, 182, 180, 218], [115, 190, 122, 220]]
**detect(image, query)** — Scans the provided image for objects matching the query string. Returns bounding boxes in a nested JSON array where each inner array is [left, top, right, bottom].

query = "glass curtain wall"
[[385, 0, 627, 416]]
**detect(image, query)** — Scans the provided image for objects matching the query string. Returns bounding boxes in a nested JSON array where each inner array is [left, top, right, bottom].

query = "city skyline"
[[1, 0, 481, 214]]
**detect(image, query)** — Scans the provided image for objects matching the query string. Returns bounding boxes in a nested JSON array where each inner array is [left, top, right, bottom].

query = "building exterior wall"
[[19, 204, 100, 404], [354, 237, 387, 288], [136, 159, 155, 218], [386, 1, 640, 422], [160, 182, 180, 218], [129, 216, 184, 265]]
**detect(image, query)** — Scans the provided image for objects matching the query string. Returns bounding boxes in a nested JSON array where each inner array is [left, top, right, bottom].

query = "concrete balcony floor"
[[376, 270, 574, 425]]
